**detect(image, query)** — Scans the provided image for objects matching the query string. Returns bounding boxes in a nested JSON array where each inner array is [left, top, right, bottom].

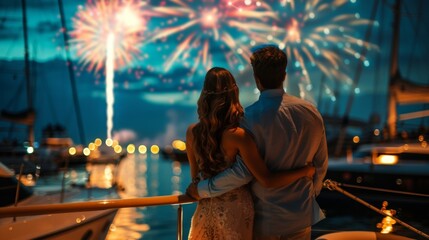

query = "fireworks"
[[268, 0, 377, 98], [70, 0, 153, 139], [147, 0, 276, 75], [69, 0, 150, 72], [68, 0, 376, 102]]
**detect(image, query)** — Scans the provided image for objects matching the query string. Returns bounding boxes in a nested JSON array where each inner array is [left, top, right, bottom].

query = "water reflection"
[[149, 154, 159, 196], [105, 153, 193, 239], [107, 208, 147, 239], [86, 163, 116, 189], [107, 154, 151, 240], [171, 160, 182, 195]]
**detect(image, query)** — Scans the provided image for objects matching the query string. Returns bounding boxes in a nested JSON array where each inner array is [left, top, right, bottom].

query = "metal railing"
[[0, 194, 196, 240], [324, 179, 429, 239]]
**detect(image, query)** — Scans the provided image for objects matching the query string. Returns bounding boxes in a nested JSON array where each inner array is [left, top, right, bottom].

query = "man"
[[187, 45, 328, 240]]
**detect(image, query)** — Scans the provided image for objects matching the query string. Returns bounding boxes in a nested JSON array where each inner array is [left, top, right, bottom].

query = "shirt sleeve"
[[197, 157, 253, 198]]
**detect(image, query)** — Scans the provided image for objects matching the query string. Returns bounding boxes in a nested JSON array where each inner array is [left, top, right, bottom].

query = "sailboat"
[[320, 0, 429, 194], [0, 161, 119, 240], [0, 0, 121, 239], [316, 0, 429, 238]]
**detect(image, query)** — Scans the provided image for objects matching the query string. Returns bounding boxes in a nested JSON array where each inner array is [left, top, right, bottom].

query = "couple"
[[185, 45, 328, 240]]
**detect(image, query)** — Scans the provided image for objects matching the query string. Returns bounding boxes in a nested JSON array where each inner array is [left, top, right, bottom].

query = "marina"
[[1, 153, 428, 239], [1, 0, 429, 239]]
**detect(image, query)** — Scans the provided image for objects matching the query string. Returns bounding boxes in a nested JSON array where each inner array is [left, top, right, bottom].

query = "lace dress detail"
[[188, 164, 254, 239]]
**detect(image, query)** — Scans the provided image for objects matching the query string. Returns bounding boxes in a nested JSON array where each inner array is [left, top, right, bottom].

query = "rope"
[[324, 180, 429, 239], [338, 182, 429, 198]]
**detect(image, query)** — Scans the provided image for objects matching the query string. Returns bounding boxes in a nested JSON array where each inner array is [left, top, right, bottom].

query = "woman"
[[186, 67, 314, 239]]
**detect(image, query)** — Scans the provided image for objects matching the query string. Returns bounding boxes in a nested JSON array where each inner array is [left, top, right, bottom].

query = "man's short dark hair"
[[250, 45, 287, 89]]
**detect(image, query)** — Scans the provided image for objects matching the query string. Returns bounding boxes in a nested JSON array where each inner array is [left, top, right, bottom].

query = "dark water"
[[100, 154, 428, 240]]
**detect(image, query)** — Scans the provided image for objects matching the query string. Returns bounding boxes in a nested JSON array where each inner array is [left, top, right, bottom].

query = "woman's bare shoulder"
[[186, 123, 198, 139], [223, 127, 247, 142], [187, 123, 197, 131]]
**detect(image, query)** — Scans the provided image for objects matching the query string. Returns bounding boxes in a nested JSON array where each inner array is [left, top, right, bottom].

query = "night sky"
[[1, 0, 428, 147]]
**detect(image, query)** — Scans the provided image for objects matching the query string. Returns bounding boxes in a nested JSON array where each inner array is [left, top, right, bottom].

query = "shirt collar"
[[259, 88, 285, 99]]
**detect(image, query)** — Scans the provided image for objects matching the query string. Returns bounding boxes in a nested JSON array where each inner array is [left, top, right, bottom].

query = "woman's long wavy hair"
[[192, 67, 244, 178]]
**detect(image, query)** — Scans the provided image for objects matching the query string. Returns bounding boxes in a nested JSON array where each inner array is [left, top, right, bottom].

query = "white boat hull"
[[0, 209, 117, 240], [316, 231, 413, 240]]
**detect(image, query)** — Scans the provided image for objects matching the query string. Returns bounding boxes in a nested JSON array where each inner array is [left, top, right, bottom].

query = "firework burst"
[[69, 0, 156, 139], [69, 0, 152, 72], [148, 0, 277, 75], [267, 0, 377, 99]]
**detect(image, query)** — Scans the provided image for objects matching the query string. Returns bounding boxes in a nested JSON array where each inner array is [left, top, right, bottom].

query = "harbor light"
[[88, 142, 96, 151], [374, 129, 380, 136], [353, 136, 360, 144], [377, 201, 396, 234], [69, 147, 77, 156], [83, 147, 90, 156], [150, 145, 160, 154], [26, 146, 34, 154], [106, 138, 113, 147], [127, 144, 136, 154], [138, 145, 147, 154], [172, 140, 186, 151], [114, 145, 122, 153], [94, 138, 102, 147]]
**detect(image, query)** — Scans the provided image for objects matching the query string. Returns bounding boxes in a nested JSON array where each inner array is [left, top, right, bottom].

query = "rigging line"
[[404, 0, 423, 77], [338, 182, 429, 198], [21, 0, 31, 110], [57, 0, 86, 145], [32, 41, 37, 112], [334, 0, 380, 157], [372, 0, 385, 116]]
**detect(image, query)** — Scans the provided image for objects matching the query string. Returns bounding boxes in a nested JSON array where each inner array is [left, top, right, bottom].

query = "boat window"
[[353, 150, 428, 163]]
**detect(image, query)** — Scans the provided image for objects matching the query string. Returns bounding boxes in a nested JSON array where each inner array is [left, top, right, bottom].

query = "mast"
[[386, 0, 401, 140], [21, 0, 34, 146], [58, 0, 86, 145], [333, 0, 379, 157]]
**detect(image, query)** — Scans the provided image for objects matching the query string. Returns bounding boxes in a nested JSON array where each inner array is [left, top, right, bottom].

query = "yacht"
[[0, 161, 119, 240]]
